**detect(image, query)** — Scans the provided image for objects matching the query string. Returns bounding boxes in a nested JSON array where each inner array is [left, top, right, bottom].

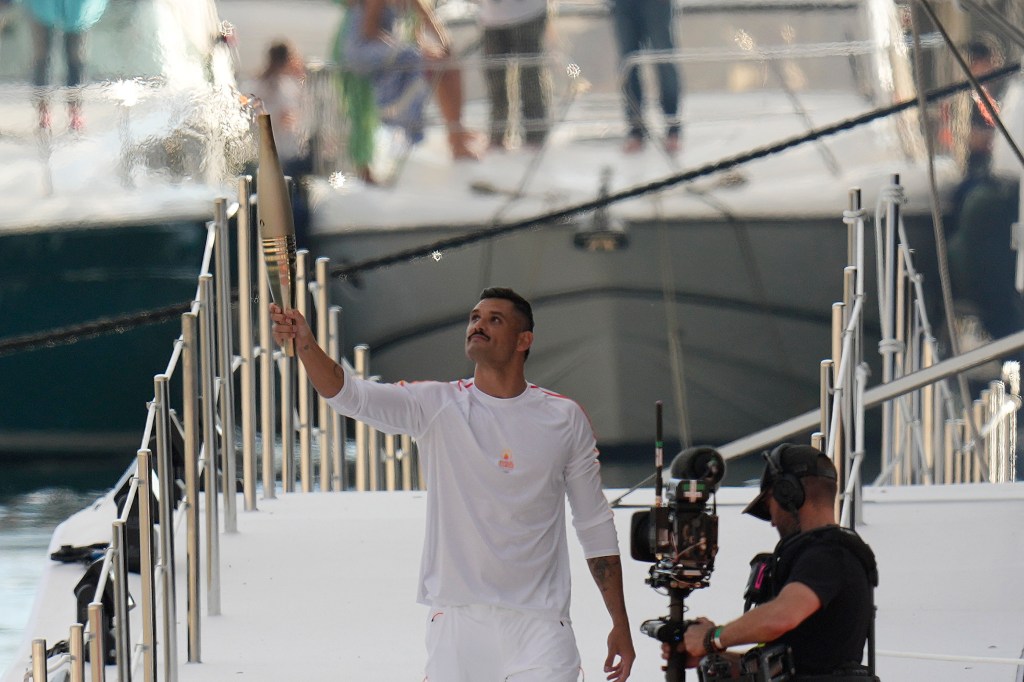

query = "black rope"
[[0, 301, 194, 357], [1, 63, 1018, 358]]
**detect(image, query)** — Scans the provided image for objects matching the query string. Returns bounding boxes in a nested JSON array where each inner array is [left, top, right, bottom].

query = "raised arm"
[[270, 304, 345, 398], [408, 0, 450, 54], [587, 555, 635, 681]]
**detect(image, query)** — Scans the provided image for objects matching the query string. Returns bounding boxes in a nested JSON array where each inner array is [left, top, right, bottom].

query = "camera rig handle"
[[639, 586, 694, 681]]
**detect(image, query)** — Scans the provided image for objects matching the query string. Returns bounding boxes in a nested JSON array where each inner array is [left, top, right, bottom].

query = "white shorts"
[[424, 604, 581, 682]]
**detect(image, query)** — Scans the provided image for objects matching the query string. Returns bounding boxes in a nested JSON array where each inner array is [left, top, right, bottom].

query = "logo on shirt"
[[498, 450, 515, 472]]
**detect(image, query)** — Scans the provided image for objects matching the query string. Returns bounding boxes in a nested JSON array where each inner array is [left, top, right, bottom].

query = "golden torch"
[[257, 113, 297, 356]]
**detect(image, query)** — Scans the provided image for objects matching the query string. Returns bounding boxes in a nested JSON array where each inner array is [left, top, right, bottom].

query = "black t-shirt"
[[771, 527, 875, 675]]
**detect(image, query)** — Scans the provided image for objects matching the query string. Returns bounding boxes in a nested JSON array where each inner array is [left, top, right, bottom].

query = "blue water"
[[0, 458, 129, 678]]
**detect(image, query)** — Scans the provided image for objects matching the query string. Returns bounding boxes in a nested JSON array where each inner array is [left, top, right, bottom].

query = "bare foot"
[[449, 130, 483, 160], [357, 165, 376, 185]]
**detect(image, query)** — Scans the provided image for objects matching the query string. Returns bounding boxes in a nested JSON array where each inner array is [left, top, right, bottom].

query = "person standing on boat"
[[664, 444, 879, 681], [270, 287, 635, 681], [249, 40, 313, 243], [610, 0, 682, 154], [23, 0, 109, 130], [478, 0, 550, 149], [332, 0, 482, 184]]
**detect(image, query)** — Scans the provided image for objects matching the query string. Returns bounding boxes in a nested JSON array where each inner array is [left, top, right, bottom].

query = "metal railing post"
[[354, 345, 370, 491], [974, 391, 991, 481], [237, 176, 258, 511], [181, 311, 202, 662], [214, 198, 238, 532], [842, 267, 856, 482], [1005, 363, 1020, 481], [880, 174, 901, 480], [831, 302, 846, 517], [819, 360, 832, 452], [922, 342, 936, 482], [401, 434, 413, 491], [154, 374, 178, 681], [971, 400, 984, 482], [989, 381, 1006, 481], [200, 275, 221, 615], [88, 603, 106, 681], [31, 639, 46, 682], [137, 449, 157, 682], [369, 376, 382, 491], [69, 623, 84, 682], [280, 353, 295, 492], [111, 520, 131, 682], [944, 419, 956, 485], [258, 251, 277, 499], [415, 437, 425, 490], [316, 257, 332, 492], [385, 434, 397, 491], [296, 249, 313, 492], [329, 306, 345, 491]]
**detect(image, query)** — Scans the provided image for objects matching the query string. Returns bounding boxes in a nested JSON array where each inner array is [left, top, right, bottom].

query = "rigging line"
[[1, 65, 1018, 358], [0, 290, 243, 358], [762, 41, 842, 177], [917, 0, 1024, 170], [328, 61, 1020, 281], [0, 301, 193, 356], [914, 0, 997, 447]]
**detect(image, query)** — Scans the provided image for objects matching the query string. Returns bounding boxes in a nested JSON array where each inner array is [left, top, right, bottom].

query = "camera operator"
[[664, 444, 878, 681]]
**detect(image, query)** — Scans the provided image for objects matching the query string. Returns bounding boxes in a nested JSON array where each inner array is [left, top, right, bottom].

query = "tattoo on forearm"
[[588, 556, 620, 592]]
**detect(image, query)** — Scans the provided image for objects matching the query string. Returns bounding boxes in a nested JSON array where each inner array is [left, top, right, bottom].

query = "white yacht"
[[303, 0, 964, 453], [4, 1, 1024, 681], [2, 167, 1023, 682]]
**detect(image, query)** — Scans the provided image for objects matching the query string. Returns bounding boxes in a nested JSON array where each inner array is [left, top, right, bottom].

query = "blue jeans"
[[611, 0, 682, 137]]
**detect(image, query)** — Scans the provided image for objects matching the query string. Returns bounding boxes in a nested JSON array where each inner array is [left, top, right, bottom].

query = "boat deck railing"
[[302, 28, 929, 179], [23, 176, 423, 681], [714, 173, 1022, 531], [23, 173, 1023, 680]]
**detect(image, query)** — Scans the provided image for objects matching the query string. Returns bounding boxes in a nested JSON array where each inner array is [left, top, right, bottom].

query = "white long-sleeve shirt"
[[327, 367, 619, 620]]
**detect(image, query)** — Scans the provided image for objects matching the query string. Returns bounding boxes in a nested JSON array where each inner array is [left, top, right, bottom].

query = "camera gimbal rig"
[[631, 402, 725, 681]]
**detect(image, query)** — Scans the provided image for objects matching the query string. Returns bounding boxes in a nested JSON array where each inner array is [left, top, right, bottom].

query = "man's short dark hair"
[[479, 287, 534, 332]]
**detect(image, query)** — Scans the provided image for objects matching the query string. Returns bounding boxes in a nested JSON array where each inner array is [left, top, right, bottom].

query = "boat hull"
[[313, 208, 944, 453], [0, 221, 207, 456]]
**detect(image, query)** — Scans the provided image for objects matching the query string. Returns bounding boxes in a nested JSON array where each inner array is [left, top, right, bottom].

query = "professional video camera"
[[630, 403, 725, 681]]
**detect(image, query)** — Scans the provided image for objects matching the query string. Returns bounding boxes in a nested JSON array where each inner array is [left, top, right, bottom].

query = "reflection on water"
[[0, 461, 123, 677]]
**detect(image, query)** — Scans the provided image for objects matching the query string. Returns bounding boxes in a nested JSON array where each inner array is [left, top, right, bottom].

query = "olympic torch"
[[257, 113, 297, 356]]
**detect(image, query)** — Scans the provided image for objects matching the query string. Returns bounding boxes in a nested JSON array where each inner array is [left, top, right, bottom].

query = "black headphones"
[[764, 444, 806, 513], [762, 443, 838, 514]]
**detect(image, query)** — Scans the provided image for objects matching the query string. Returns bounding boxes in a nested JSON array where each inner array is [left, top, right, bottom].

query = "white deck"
[[6, 482, 1024, 681]]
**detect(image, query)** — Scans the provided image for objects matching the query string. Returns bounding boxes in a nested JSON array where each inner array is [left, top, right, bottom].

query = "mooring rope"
[[0, 63, 1017, 358]]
